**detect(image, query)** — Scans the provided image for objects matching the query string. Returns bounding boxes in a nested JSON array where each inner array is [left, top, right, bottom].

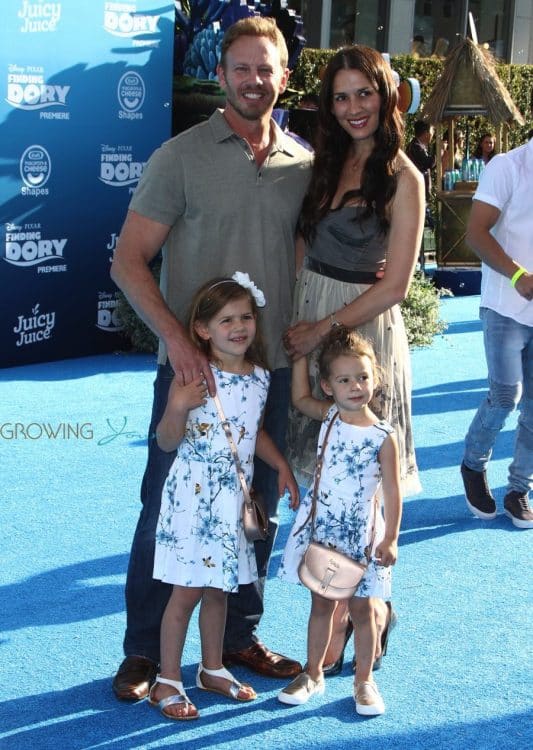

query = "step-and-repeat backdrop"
[[1, 1, 174, 367]]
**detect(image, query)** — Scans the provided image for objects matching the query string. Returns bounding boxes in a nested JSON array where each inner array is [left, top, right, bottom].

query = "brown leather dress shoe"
[[222, 642, 302, 678], [112, 655, 158, 701]]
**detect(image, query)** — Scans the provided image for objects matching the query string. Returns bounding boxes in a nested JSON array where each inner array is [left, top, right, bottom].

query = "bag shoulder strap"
[[294, 411, 339, 537], [294, 410, 379, 563], [213, 392, 252, 506]]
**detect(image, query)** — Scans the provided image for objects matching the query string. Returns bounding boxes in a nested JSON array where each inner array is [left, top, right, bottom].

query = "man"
[[406, 120, 435, 205], [110, 17, 313, 701], [406, 120, 436, 268], [460, 101, 533, 529]]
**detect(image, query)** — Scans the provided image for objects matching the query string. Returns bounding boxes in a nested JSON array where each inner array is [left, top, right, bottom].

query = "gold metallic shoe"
[[354, 680, 385, 716], [277, 672, 325, 706]]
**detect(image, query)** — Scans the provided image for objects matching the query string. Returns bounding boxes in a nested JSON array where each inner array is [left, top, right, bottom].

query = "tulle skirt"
[[286, 268, 422, 496]]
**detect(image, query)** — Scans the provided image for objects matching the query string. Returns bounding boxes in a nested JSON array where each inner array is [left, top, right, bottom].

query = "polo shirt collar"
[[209, 108, 299, 157]]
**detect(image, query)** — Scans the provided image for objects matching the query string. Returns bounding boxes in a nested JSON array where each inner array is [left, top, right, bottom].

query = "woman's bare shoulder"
[[395, 150, 425, 190]]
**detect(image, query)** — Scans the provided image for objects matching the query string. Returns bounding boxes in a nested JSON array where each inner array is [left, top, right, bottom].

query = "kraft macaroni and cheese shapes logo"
[[4, 222, 67, 272], [7, 64, 70, 111], [104, 2, 160, 44], [99, 145, 144, 189], [117, 71, 145, 119], [18, 1, 61, 32], [20, 145, 51, 188], [118, 72, 144, 111]]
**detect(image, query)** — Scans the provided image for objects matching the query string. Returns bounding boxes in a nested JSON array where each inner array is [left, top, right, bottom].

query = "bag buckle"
[[319, 561, 338, 592]]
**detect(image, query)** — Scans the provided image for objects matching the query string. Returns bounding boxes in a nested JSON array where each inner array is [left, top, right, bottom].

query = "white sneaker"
[[354, 680, 385, 715], [277, 672, 325, 705]]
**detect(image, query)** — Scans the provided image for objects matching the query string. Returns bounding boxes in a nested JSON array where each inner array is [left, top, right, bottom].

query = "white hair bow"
[[232, 271, 266, 307]]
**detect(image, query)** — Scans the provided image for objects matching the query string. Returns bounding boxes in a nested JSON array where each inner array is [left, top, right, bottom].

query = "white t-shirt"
[[473, 138, 533, 326]]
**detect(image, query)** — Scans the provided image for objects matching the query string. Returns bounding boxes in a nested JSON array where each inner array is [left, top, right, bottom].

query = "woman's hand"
[[284, 320, 326, 359]]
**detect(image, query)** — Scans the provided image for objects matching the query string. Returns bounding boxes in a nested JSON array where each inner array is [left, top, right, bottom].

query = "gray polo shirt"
[[130, 109, 313, 369]]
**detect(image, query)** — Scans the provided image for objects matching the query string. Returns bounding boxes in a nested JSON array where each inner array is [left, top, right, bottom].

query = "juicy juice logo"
[[18, 1, 61, 33], [13, 303, 56, 347]]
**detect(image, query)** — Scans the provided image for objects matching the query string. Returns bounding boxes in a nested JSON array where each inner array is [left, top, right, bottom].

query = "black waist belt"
[[306, 257, 378, 285]]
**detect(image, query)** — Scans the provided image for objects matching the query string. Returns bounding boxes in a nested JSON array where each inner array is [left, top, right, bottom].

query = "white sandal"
[[148, 674, 199, 720], [196, 663, 256, 701]]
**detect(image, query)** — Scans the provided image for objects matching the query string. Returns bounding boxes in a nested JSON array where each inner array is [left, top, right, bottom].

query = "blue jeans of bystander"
[[463, 307, 533, 494]]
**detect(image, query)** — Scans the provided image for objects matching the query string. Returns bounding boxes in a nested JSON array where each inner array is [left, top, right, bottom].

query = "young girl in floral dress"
[[149, 272, 299, 720], [278, 327, 402, 716]]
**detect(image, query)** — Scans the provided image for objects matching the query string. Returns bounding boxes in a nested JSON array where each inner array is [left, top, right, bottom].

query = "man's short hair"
[[414, 120, 431, 138], [220, 17, 289, 70]]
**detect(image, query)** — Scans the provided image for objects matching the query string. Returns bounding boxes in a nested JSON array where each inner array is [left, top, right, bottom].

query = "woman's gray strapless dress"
[[287, 206, 421, 496]]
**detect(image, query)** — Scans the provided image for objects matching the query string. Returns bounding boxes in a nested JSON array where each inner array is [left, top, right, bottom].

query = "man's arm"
[[466, 199, 533, 301], [110, 210, 216, 392]]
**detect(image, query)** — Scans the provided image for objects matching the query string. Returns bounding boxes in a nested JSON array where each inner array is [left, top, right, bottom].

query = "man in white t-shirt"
[[460, 113, 533, 529]]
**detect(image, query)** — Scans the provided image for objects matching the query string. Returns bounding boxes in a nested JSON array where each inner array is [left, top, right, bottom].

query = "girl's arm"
[[374, 433, 403, 567], [156, 376, 207, 452], [255, 429, 299, 509], [285, 159, 425, 358], [291, 356, 331, 421]]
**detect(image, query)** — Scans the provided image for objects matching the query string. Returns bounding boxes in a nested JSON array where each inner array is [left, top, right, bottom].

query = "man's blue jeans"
[[123, 363, 291, 661], [464, 307, 533, 494]]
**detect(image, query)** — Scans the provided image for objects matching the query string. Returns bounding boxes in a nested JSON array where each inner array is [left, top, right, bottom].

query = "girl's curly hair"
[[318, 325, 382, 388]]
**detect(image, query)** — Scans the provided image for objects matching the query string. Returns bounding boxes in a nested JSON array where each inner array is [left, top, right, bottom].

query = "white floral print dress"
[[279, 406, 393, 599], [153, 365, 269, 593]]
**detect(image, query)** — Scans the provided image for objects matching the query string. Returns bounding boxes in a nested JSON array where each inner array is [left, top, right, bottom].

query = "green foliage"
[[291, 49, 533, 147], [401, 272, 451, 348]]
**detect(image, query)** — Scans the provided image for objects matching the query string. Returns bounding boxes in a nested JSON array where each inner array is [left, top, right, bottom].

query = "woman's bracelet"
[[510, 266, 528, 288], [329, 312, 341, 328]]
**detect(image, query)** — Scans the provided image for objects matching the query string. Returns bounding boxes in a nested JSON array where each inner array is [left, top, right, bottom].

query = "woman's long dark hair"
[[473, 132, 496, 161], [299, 45, 404, 243]]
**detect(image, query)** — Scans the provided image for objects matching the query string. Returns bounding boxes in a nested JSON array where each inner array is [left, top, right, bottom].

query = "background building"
[[298, 0, 533, 64]]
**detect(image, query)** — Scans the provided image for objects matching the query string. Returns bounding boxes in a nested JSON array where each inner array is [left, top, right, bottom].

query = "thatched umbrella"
[[420, 39, 524, 270], [421, 38, 524, 125]]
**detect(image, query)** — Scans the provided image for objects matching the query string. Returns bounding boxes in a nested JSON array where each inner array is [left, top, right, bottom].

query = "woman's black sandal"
[[352, 602, 398, 672], [322, 620, 353, 677]]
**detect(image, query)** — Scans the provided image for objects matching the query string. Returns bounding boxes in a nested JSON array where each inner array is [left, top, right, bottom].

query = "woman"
[[474, 132, 496, 164], [283, 45, 425, 673], [442, 128, 465, 171]]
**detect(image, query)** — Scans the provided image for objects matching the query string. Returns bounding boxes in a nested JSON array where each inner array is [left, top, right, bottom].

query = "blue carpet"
[[1, 296, 531, 749]]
